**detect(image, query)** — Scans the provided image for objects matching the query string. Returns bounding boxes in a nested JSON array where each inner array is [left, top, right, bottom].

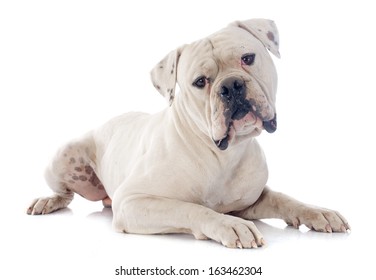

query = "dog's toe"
[[27, 194, 72, 215], [203, 215, 265, 249], [290, 206, 350, 233]]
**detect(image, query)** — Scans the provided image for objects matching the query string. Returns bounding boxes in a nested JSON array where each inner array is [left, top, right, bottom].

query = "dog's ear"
[[150, 46, 185, 106], [231, 19, 280, 58]]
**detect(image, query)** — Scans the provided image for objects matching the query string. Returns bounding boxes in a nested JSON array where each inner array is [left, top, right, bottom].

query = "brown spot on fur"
[[267, 31, 274, 41], [69, 157, 76, 164], [267, 31, 278, 46], [89, 173, 101, 187], [79, 157, 84, 164], [85, 165, 93, 175], [68, 180, 75, 184], [74, 167, 82, 172], [171, 63, 175, 74], [79, 175, 87, 181], [72, 175, 79, 180]]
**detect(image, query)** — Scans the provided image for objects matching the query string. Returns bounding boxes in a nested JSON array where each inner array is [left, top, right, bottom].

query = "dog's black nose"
[[220, 77, 251, 120], [220, 78, 245, 102]]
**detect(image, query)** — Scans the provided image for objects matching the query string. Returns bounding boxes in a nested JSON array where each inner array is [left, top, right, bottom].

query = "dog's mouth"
[[213, 113, 277, 150]]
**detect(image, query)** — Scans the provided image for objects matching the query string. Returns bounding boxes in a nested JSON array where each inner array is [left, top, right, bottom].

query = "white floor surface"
[[1, 1, 375, 279]]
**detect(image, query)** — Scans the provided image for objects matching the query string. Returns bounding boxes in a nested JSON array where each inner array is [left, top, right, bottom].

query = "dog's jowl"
[[27, 18, 350, 248]]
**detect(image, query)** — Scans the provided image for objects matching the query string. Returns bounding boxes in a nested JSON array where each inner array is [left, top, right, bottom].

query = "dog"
[[27, 18, 350, 248]]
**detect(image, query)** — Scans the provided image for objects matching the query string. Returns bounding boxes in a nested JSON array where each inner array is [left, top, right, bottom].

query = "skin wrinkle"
[[250, 74, 275, 118]]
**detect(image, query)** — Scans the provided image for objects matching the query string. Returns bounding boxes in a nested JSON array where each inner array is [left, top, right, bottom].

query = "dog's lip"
[[262, 114, 277, 133], [213, 134, 230, 150], [213, 112, 276, 150]]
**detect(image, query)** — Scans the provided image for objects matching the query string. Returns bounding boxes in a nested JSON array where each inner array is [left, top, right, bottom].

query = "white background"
[[1, 0, 375, 279]]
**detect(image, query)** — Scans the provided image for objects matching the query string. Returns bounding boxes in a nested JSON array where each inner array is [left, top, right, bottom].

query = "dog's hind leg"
[[27, 132, 108, 215]]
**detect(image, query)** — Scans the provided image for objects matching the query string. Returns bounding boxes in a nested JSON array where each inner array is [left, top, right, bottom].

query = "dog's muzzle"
[[213, 77, 277, 150]]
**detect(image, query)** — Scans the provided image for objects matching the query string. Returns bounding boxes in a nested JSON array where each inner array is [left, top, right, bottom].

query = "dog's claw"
[[325, 224, 333, 233], [341, 224, 351, 232], [292, 218, 300, 229], [260, 238, 266, 246], [251, 240, 258, 248]]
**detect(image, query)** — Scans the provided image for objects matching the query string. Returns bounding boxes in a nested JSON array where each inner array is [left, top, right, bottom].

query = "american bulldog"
[[27, 19, 350, 248]]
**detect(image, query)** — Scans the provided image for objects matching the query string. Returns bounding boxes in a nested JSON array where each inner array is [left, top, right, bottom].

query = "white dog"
[[27, 19, 350, 248]]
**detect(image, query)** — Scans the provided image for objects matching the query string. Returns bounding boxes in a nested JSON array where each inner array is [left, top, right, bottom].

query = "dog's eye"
[[193, 76, 207, 88], [241, 53, 256, 66]]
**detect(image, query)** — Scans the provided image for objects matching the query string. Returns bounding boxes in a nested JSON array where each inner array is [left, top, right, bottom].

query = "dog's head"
[[151, 19, 280, 150]]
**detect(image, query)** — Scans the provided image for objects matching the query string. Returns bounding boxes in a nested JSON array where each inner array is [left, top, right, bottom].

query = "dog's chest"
[[201, 158, 268, 213]]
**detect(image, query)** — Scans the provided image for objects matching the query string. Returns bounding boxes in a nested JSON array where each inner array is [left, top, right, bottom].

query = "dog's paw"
[[200, 215, 265, 248], [27, 195, 72, 215], [284, 205, 350, 233]]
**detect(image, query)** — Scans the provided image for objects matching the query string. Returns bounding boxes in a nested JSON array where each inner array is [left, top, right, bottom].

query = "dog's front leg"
[[233, 187, 350, 233], [112, 194, 265, 248]]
